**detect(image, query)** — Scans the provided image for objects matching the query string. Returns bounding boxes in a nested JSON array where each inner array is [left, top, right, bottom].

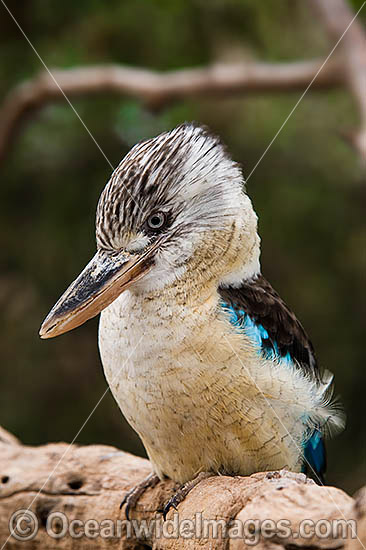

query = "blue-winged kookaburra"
[[40, 123, 344, 515]]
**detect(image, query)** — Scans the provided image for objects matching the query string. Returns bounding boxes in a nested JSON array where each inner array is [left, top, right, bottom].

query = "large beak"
[[39, 248, 153, 339]]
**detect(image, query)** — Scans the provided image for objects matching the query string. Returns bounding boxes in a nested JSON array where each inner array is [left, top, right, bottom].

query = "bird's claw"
[[120, 488, 141, 521], [161, 472, 213, 520], [119, 492, 133, 521], [162, 496, 179, 520], [120, 473, 160, 520]]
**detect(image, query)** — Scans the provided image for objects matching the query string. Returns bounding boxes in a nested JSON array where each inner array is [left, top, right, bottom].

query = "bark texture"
[[0, 426, 364, 549]]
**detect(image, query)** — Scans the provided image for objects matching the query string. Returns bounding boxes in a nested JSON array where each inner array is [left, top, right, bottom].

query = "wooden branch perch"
[[0, 426, 364, 549]]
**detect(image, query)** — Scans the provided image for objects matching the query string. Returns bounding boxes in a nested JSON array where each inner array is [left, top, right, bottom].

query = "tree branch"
[[0, 59, 343, 165], [0, 0, 365, 164], [0, 426, 364, 549], [310, 0, 366, 158]]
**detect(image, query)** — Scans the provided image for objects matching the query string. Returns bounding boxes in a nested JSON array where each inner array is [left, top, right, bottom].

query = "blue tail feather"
[[303, 429, 326, 484]]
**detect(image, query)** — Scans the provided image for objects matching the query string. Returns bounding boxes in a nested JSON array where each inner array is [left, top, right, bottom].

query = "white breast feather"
[[98, 288, 337, 483]]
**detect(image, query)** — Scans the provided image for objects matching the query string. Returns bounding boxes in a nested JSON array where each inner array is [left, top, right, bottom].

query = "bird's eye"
[[146, 212, 166, 232]]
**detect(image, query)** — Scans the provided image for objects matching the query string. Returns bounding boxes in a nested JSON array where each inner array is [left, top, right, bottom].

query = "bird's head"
[[40, 123, 260, 339]]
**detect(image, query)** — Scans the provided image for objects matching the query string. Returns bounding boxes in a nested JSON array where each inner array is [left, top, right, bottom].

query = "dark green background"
[[0, 0, 364, 494]]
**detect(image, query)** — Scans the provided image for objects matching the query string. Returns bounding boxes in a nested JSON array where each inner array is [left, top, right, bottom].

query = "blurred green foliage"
[[0, 0, 364, 494]]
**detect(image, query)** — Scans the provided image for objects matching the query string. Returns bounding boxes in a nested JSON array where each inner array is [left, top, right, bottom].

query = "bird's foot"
[[120, 472, 160, 520], [162, 471, 212, 520]]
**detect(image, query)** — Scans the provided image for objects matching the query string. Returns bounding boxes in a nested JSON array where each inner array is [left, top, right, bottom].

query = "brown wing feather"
[[219, 274, 319, 379]]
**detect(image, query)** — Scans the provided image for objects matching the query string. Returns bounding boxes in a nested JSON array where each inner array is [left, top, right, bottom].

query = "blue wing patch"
[[222, 301, 326, 482], [224, 303, 293, 365]]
